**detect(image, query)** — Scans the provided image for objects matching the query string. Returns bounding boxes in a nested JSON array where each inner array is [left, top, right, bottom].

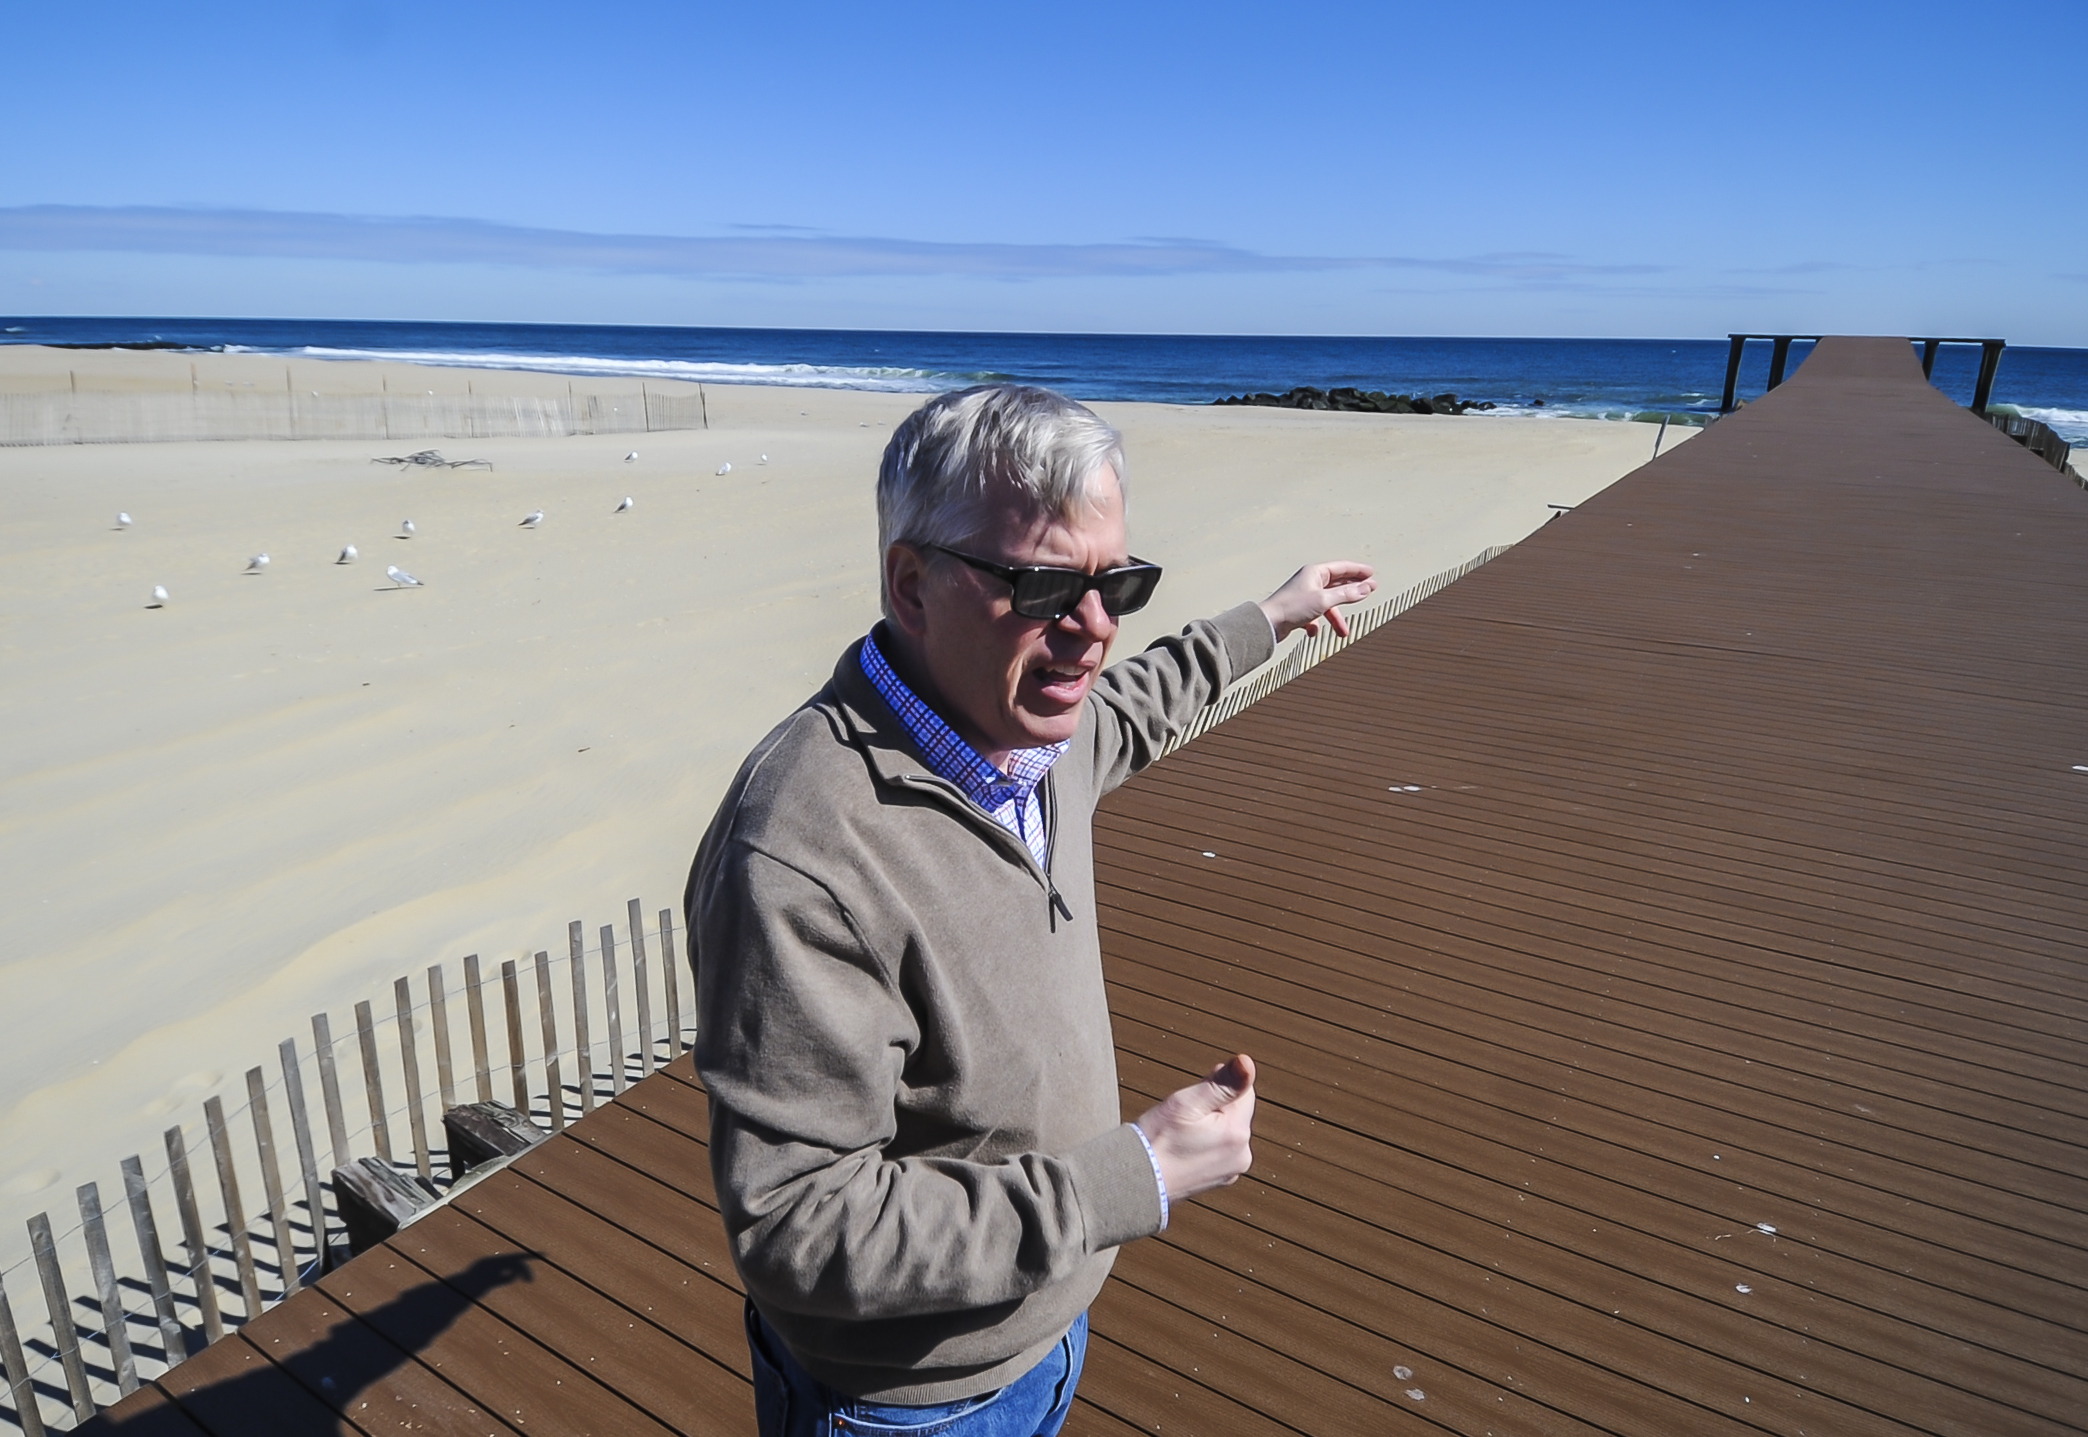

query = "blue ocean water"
[[5, 317, 2086, 441]]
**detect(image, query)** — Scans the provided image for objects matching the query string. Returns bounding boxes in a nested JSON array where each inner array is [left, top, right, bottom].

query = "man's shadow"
[[67, 1252, 533, 1435]]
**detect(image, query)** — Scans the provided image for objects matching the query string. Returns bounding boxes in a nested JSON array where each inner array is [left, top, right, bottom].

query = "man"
[[686, 385, 1375, 1436]]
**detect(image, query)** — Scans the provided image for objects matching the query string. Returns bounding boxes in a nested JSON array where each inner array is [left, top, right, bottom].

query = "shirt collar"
[[859, 629, 1069, 808]]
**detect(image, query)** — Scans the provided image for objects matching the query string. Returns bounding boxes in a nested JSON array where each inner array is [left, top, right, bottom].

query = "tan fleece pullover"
[[684, 602, 1274, 1403]]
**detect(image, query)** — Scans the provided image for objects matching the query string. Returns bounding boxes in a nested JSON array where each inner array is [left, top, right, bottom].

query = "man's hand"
[[1135, 1054, 1256, 1205], [1259, 561, 1378, 641]]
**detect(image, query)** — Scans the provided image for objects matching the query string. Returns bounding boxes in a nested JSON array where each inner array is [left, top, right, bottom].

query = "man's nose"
[[1060, 586, 1117, 641]]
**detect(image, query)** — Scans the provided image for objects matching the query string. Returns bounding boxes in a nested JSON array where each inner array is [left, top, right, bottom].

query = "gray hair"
[[877, 385, 1126, 614]]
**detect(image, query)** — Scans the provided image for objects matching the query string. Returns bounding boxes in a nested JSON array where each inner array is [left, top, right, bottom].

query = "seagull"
[[625, 451, 639, 463], [116, 512, 133, 529], [149, 585, 168, 607], [614, 496, 634, 512], [520, 510, 544, 528], [337, 544, 358, 564], [245, 553, 270, 573], [386, 564, 422, 588], [716, 462, 732, 475], [399, 519, 415, 538]]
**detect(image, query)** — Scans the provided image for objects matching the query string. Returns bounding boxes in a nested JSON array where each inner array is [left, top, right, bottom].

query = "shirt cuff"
[[1129, 1122, 1170, 1232]]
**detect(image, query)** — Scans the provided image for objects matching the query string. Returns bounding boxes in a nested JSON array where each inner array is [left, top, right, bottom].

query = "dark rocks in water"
[[1214, 385, 1496, 415], [48, 340, 219, 351]]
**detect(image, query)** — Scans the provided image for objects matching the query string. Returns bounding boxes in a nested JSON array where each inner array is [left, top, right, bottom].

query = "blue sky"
[[2, 0, 2082, 342]]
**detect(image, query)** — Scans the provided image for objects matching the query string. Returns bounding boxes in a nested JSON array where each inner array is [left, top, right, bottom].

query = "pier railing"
[[1720, 333, 2006, 415]]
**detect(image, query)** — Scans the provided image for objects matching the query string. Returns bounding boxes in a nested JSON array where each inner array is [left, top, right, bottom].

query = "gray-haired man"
[[686, 384, 1375, 1436]]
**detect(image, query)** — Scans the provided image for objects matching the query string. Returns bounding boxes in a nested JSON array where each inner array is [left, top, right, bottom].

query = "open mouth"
[[1031, 663, 1093, 704]]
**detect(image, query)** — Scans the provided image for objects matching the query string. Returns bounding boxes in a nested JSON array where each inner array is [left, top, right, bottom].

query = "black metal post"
[[1766, 336, 1793, 391], [1921, 339, 1940, 378], [1720, 335, 1747, 413], [1971, 340, 2005, 415]]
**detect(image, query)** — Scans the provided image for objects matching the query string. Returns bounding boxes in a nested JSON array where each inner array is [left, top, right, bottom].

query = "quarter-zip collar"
[[830, 634, 1078, 927]]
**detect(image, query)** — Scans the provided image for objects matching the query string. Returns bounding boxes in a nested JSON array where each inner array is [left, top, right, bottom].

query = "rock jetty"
[[1214, 386, 1496, 415]]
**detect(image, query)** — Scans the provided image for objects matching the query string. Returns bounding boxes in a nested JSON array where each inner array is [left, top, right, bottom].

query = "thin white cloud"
[[0, 204, 1667, 287]]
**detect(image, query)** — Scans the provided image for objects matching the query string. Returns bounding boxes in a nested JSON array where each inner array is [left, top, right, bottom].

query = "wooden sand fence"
[[0, 901, 692, 1435], [0, 386, 710, 447], [0, 540, 1514, 1434]]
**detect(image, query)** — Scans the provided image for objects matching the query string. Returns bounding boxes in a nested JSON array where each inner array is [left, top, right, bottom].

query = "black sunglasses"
[[928, 545, 1164, 621]]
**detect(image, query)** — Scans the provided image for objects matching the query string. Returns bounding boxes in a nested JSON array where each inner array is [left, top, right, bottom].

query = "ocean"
[[6, 317, 2086, 442]]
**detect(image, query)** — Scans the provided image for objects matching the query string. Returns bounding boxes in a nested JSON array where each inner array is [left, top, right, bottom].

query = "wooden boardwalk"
[[81, 337, 2088, 1435]]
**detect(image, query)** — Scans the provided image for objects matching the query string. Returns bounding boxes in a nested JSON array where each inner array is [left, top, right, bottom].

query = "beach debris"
[[399, 519, 416, 538], [716, 462, 733, 475], [386, 564, 423, 588], [1393, 1366, 1413, 1381], [520, 510, 544, 528], [338, 544, 359, 564], [371, 449, 493, 470], [149, 584, 168, 607], [116, 511, 133, 529], [759, 454, 769, 464], [245, 553, 270, 574], [1404, 1389, 1425, 1402], [615, 496, 634, 512], [625, 450, 639, 463]]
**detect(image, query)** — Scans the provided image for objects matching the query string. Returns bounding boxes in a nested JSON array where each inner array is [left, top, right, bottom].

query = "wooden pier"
[[74, 336, 2088, 1435]]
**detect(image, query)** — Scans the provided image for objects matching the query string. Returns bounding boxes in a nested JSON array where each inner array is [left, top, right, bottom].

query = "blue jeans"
[[745, 1301, 1088, 1437]]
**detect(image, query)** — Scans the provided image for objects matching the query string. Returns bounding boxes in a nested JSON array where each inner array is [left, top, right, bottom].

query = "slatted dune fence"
[[0, 388, 708, 446], [0, 901, 690, 1435]]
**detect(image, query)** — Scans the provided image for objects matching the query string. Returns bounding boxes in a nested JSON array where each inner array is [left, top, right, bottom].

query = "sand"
[[0, 345, 1692, 1240]]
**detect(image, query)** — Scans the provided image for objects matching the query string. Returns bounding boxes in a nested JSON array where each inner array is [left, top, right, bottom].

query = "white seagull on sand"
[[716, 462, 732, 475], [399, 519, 416, 538], [116, 512, 133, 529], [245, 553, 270, 573], [149, 585, 168, 607], [520, 510, 544, 528], [386, 564, 422, 588], [625, 451, 639, 463], [338, 544, 358, 564], [614, 496, 634, 512]]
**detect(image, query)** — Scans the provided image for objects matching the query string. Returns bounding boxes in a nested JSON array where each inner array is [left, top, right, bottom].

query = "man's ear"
[[884, 542, 932, 641]]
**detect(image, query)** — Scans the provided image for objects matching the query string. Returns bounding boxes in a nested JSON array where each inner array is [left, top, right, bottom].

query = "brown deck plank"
[[74, 1382, 214, 1436], [317, 1244, 679, 1436], [1101, 887, 2084, 1137], [1101, 916, 2086, 1213], [387, 1205, 746, 1432]]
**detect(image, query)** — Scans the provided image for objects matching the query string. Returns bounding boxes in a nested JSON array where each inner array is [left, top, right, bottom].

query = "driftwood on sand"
[[370, 450, 494, 470]]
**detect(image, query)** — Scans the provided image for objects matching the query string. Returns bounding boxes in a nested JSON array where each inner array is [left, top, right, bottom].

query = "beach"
[[0, 345, 1692, 1240]]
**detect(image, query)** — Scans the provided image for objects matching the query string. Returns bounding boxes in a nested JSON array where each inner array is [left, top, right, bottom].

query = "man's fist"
[[1135, 1054, 1257, 1205]]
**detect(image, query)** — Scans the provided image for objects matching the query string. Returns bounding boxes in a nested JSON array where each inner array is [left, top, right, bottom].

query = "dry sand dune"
[[0, 351, 1691, 1239]]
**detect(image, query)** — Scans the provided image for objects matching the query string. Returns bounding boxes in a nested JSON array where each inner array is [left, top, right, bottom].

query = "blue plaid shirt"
[[859, 630, 1068, 868]]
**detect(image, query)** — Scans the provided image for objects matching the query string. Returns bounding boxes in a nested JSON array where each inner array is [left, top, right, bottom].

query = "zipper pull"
[[1047, 882, 1073, 929]]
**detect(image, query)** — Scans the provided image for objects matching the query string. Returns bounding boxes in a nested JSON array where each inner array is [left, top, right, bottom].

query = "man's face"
[[889, 469, 1128, 765]]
